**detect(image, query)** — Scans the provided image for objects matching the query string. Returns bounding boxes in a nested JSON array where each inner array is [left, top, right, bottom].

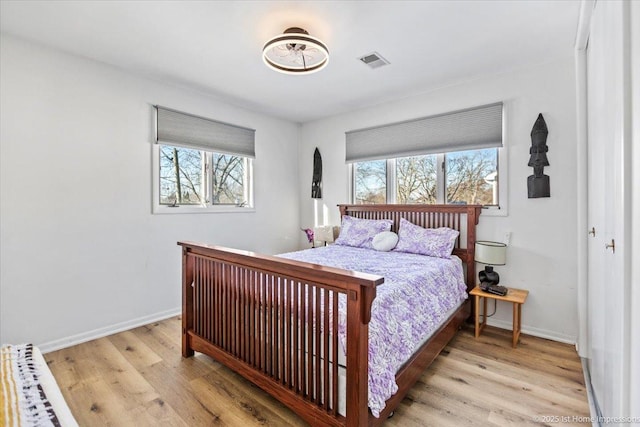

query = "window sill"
[[481, 205, 508, 217], [152, 205, 256, 215]]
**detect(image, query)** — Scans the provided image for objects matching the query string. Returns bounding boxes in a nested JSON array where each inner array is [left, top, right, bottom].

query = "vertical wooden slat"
[[315, 285, 321, 403], [255, 272, 260, 369], [196, 258, 201, 336], [201, 259, 205, 340], [248, 269, 252, 363], [227, 264, 231, 352], [220, 263, 226, 350], [222, 262, 225, 345], [229, 265, 235, 353], [260, 272, 266, 372], [205, 259, 209, 341], [300, 283, 306, 396], [267, 275, 275, 377], [194, 258, 199, 336], [285, 279, 292, 387], [218, 262, 223, 347], [278, 277, 284, 383], [229, 265, 234, 354], [237, 268, 242, 359], [207, 259, 212, 341], [227, 264, 232, 353], [332, 291, 338, 414], [253, 271, 258, 369], [272, 275, 278, 379], [242, 268, 252, 364], [213, 261, 218, 344], [202, 259, 206, 340], [232, 266, 238, 356], [293, 280, 299, 393], [307, 285, 314, 399], [240, 269, 246, 361], [323, 289, 330, 409]]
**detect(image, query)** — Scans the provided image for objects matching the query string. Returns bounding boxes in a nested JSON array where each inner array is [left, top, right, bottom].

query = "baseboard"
[[38, 307, 181, 354], [486, 318, 576, 345], [581, 357, 602, 427]]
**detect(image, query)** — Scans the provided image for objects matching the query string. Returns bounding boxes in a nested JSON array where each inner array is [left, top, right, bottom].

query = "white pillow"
[[372, 231, 399, 252]]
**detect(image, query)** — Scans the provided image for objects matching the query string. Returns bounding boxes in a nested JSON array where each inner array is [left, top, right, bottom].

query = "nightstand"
[[469, 286, 529, 348]]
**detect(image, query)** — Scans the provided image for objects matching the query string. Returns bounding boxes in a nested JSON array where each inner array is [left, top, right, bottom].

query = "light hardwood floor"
[[45, 317, 590, 426]]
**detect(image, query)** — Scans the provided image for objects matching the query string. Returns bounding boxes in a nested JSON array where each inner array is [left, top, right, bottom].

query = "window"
[[158, 145, 252, 209], [354, 160, 386, 204], [352, 147, 501, 208], [445, 148, 498, 205], [153, 106, 255, 213], [396, 155, 437, 204], [160, 146, 203, 205], [346, 103, 505, 213]]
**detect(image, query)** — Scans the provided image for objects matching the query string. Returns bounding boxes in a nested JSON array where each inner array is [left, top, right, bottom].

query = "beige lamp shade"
[[314, 226, 340, 243], [474, 241, 507, 265]]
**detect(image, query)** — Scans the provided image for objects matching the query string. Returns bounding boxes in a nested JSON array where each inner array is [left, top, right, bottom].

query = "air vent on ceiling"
[[358, 52, 390, 69]]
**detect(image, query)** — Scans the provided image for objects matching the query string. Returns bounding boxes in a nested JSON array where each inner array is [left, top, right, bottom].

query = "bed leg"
[[182, 328, 194, 358], [182, 248, 195, 358]]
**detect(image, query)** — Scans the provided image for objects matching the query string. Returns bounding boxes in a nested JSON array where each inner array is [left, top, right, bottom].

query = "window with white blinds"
[[152, 106, 255, 213], [348, 102, 506, 213], [345, 102, 502, 163], [155, 106, 255, 158]]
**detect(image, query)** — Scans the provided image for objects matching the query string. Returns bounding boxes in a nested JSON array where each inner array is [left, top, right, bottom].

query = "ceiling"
[[0, 1, 581, 123]]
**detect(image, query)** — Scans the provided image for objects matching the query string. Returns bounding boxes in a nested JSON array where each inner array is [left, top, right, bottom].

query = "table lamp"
[[474, 241, 507, 286], [313, 226, 340, 246]]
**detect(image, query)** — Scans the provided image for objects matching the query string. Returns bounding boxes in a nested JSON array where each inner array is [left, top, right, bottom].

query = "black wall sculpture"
[[527, 114, 550, 198], [312, 147, 322, 199]]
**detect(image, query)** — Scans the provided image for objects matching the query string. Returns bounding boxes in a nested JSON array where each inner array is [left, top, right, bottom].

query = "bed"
[[178, 204, 481, 426]]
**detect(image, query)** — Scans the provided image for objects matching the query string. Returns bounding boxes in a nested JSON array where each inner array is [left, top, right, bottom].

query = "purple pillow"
[[394, 218, 459, 258], [334, 216, 393, 249]]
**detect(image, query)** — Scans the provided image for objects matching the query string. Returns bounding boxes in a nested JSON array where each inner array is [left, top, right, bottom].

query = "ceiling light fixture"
[[262, 27, 329, 75]]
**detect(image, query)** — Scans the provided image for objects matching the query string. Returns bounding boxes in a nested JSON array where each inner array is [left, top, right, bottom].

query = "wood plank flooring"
[[45, 317, 590, 426]]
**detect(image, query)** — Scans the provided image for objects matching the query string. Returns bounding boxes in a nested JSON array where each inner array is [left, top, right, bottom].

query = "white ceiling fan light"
[[262, 27, 329, 75]]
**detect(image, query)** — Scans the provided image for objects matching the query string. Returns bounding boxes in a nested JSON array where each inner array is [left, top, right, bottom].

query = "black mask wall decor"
[[527, 113, 550, 198], [312, 147, 322, 199]]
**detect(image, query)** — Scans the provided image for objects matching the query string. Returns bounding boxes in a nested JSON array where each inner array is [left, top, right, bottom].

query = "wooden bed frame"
[[179, 204, 481, 427]]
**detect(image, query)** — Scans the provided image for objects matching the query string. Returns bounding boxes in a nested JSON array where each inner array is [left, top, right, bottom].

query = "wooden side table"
[[469, 286, 529, 348]]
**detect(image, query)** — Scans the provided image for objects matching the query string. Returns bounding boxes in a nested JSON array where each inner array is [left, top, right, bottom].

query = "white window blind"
[[155, 106, 256, 158], [345, 102, 503, 163]]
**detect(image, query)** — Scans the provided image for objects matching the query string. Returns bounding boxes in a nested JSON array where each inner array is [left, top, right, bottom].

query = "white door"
[[586, 0, 630, 421]]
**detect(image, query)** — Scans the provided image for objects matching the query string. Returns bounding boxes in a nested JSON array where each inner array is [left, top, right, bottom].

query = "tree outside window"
[[353, 148, 499, 206], [354, 160, 386, 204], [397, 155, 437, 204], [159, 145, 251, 207], [160, 146, 203, 205], [445, 149, 498, 205], [212, 153, 245, 205]]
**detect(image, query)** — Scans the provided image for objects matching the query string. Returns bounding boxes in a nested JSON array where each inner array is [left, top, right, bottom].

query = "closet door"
[[586, 0, 630, 420]]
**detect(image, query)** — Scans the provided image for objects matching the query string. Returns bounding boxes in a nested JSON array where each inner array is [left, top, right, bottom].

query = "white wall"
[[299, 56, 578, 343], [0, 35, 301, 351], [630, 0, 640, 418]]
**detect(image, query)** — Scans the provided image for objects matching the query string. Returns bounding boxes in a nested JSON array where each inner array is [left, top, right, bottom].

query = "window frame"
[[349, 146, 508, 217], [152, 144, 255, 214]]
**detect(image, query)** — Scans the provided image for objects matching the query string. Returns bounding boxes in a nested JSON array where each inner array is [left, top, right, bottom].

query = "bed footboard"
[[178, 241, 383, 427]]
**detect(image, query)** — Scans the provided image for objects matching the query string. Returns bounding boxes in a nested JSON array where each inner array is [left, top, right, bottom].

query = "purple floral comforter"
[[279, 244, 468, 417]]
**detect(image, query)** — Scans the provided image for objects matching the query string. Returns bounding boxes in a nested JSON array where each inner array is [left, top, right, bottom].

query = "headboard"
[[338, 204, 482, 292]]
